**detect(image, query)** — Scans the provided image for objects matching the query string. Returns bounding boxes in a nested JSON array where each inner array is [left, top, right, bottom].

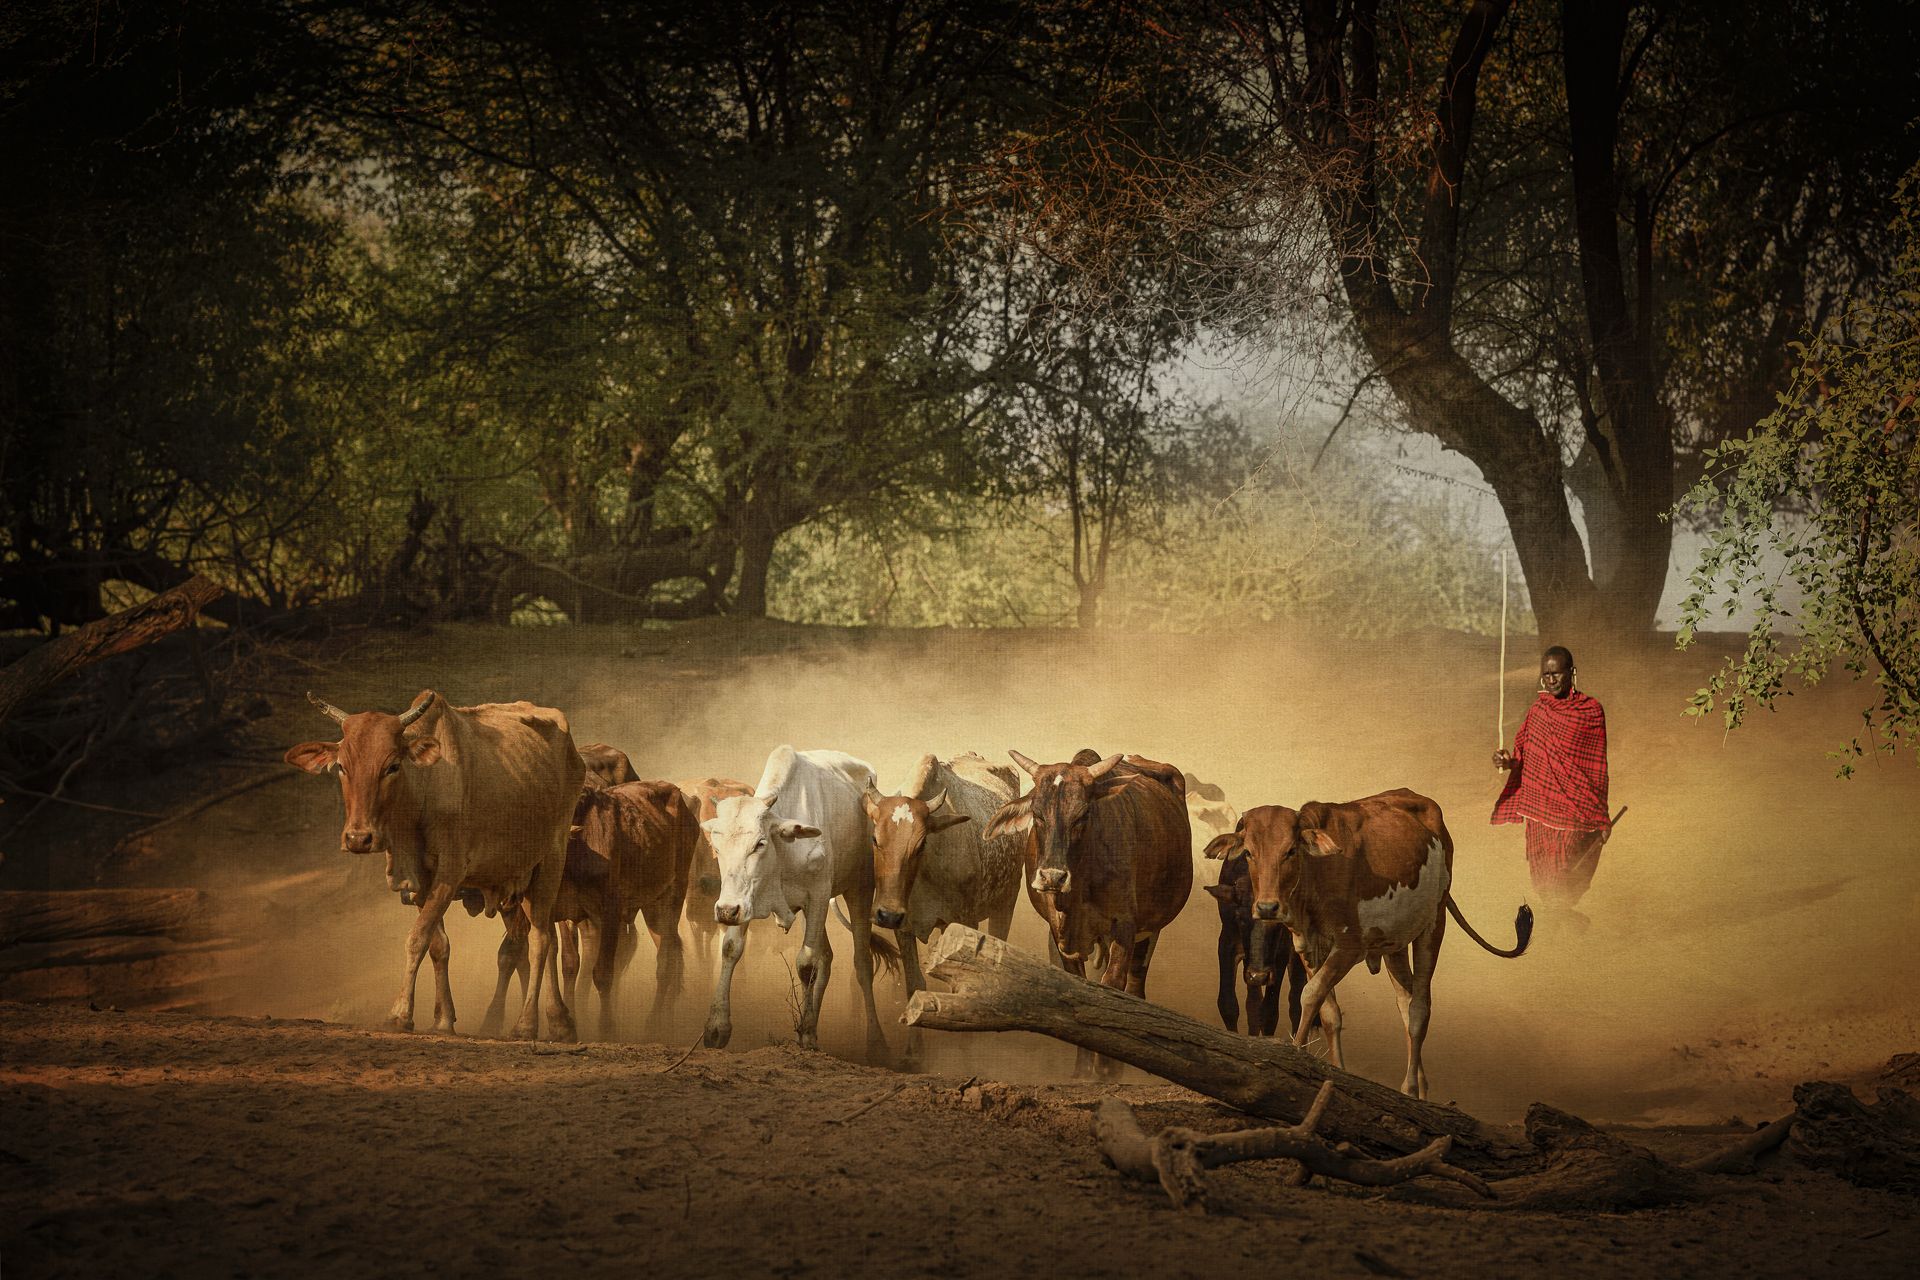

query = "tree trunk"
[[732, 509, 782, 619], [905, 925, 1536, 1173], [0, 574, 223, 726]]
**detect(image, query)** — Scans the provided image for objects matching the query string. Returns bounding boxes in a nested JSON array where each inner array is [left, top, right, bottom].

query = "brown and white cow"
[[486, 779, 698, 1040], [284, 690, 585, 1040], [862, 752, 1023, 1066], [1203, 790, 1532, 1099], [675, 776, 755, 951], [985, 749, 1191, 1076]]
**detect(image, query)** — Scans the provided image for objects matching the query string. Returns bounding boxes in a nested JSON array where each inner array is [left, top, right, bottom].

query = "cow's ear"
[[1203, 832, 1242, 860], [1298, 827, 1341, 856], [1202, 883, 1235, 902], [284, 741, 339, 774], [700, 818, 722, 836], [985, 798, 1033, 839], [774, 820, 821, 841], [928, 812, 970, 833], [407, 735, 441, 767]]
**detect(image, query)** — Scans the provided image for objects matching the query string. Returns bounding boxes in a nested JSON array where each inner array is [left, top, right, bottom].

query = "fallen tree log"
[[0, 888, 248, 1010], [0, 576, 223, 726], [904, 925, 1537, 1173]]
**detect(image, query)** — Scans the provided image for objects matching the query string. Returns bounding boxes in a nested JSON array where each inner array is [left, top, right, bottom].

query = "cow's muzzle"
[[1032, 867, 1070, 895], [714, 903, 742, 927], [1244, 965, 1274, 988], [1254, 900, 1280, 920], [342, 829, 382, 855], [874, 906, 905, 930]]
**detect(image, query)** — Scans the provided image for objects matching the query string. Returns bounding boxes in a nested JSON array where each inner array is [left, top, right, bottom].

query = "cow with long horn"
[[284, 689, 586, 1041], [984, 748, 1192, 1077]]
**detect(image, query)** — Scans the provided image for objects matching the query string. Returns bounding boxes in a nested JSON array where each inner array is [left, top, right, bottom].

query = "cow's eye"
[[753, 838, 766, 852], [383, 763, 400, 777]]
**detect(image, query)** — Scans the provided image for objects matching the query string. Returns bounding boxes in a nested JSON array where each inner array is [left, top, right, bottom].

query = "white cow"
[[701, 745, 893, 1060], [862, 752, 1022, 1065]]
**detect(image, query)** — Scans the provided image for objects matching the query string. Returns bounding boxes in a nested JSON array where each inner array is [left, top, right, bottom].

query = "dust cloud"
[[207, 620, 1920, 1124]]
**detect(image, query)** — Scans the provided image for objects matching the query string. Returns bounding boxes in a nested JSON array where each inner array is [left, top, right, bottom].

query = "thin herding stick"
[[1496, 550, 1509, 750]]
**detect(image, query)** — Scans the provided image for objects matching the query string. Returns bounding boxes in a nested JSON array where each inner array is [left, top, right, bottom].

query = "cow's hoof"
[[702, 1022, 731, 1049], [433, 1018, 456, 1036], [545, 1019, 578, 1044], [386, 1015, 414, 1033], [508, 1020, 538, 1041]]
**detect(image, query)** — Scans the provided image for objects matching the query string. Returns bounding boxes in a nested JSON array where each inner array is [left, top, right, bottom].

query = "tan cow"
[[1204, 790, 1532, 1099], [285, 690, 585, 1041], [862, 752, 1023, 1066]]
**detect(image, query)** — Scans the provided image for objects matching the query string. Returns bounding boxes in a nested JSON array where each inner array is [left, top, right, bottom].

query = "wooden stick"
[[1496, 549, 1509, 750]]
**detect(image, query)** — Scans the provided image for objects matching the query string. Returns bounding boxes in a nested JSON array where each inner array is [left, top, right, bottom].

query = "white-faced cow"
[[1204, 790, 1532, 1099], [701, 746, 899, 1058], [985, 749, 1192, 1076], [284, 690, 585, 1040], [675, 776, 755, 954], [862, 752, 1023, 1065]]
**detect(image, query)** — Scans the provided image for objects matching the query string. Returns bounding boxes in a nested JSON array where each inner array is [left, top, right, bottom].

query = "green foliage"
[[772, 442, 1523, 638], [1674, 167, 1920, 774]]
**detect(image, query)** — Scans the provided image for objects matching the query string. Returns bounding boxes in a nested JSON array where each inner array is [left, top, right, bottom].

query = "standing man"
[[1492, 645, 1611, 912]]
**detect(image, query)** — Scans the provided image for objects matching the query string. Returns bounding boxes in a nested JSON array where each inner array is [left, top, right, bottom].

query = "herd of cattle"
[[283, 690, 1534, 1099]]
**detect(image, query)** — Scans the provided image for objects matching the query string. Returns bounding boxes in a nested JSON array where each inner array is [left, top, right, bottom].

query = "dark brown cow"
[[1202, 849, 1313, 1038], [580, 742, 641, 789], [1204, 790, 1531, 1099], [674, 776, 754, 947], [485, 780, 698, 1040], [284, 691, 584, 1041], [985, 748, 1191, 1076]]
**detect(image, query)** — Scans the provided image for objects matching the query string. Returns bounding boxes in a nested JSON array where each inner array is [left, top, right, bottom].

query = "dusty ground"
[[4, 618, 1919, 1275]]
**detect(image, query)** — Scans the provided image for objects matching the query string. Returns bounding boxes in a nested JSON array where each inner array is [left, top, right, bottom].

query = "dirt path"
[[3, 1001, 1914, 1279]]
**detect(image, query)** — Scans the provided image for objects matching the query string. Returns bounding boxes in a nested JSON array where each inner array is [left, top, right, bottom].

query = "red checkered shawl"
[[1491, 690, 1610, 831]]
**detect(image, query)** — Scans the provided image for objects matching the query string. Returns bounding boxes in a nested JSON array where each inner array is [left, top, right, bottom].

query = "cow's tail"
[[831, 897, 903, 975], [1444, 895, 1534, 958]]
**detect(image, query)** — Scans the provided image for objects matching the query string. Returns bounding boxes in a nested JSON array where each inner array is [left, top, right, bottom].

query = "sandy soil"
[[4, 618, 1919, 1275], [4, 1000, 1917, 1279]]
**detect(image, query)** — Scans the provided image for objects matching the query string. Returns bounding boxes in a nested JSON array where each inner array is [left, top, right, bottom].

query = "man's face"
[[1540, 653, 1573, 698]]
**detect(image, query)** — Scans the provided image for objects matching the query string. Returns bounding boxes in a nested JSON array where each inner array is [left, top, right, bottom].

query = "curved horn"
[[1085, 752, 1123, 779], [396, 693, 434, 728], [1008, 750, 1041, 779], [924, 789, 949, 814], [863, 779, 884, 805], [307, 691, 349, 723]]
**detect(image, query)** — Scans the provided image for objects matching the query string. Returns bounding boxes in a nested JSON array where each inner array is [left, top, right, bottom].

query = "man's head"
[[1540, 646, 1575, 699]]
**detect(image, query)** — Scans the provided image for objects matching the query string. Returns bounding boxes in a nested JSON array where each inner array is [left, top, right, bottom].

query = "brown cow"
[[284, 690, 584, 1041], [985, 748, 1191, 1077], [1204, 790, 1532, 1099], [484, 779, 698, 1040]]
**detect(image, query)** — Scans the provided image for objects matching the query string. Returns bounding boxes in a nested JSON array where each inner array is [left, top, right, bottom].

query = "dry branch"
[[0, 576, 224, 726], [1096, 1079, 1494, 1213], [905, 925, 1535, 1173]]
